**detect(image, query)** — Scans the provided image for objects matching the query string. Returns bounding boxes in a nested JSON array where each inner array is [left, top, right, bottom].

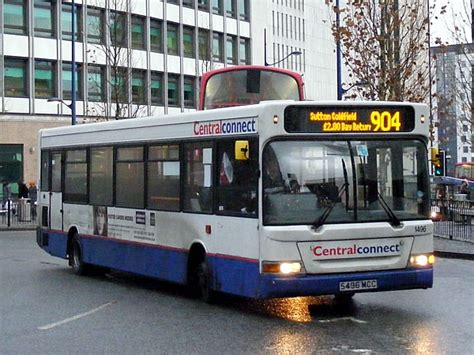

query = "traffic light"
[[434, 150, 445, 176]]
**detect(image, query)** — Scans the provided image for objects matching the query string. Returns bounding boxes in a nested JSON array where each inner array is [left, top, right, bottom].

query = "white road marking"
[[38, 301, 115, 330], [318, 316, 367, 324]]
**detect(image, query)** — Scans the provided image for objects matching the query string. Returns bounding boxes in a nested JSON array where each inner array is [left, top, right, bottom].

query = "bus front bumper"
[[257, 267, 433, 299]]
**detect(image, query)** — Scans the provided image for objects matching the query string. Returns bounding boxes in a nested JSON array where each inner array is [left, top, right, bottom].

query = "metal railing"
[[0, 198, 37, 228], [431, 199, 473, 242]]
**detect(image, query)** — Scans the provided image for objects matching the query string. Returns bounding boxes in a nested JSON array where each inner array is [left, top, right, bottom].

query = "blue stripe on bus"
[[38, 229, 433, 299]]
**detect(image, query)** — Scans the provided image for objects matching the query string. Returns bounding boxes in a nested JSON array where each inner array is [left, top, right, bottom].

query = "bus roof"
[[39, 100, 430, 149]]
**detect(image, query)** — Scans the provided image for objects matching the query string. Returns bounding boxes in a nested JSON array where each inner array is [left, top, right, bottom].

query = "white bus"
[[37, 100, 434, 301]]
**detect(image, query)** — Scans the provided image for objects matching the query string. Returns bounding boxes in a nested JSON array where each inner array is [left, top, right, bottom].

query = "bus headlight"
[[410, 254, 435, 267], [262, 261, 303, 274]]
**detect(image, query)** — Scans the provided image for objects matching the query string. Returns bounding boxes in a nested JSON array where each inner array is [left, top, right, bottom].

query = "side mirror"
[[235, 140, 249, 161]]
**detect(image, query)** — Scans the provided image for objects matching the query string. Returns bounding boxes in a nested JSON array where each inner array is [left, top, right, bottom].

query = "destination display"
[[284, 105, 415, 133]]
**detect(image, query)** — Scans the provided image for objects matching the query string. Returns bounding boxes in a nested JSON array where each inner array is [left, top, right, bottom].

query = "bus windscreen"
[[285, 105, 416, 133], [204, 69, 300, 109]]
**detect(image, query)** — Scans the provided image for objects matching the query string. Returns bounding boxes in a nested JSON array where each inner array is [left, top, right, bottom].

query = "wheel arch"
[[186, 241, 208, 281]]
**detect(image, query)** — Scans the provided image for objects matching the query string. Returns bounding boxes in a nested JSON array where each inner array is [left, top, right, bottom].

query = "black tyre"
[[334, 292, 355, 305], [189, 256, 215, 303], [69, 234, 88, 275]]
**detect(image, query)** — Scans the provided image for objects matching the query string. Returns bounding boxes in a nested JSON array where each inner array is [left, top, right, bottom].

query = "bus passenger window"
[[183, 142, 213, 213], [216, 139, 258, 216], [147, 144, 180, 211]]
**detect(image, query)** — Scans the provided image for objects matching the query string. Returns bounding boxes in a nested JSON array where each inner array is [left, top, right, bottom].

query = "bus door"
[[50, 152, 63, 231]]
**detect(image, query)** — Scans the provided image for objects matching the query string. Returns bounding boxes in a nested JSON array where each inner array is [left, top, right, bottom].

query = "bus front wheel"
[[189, 256, 215, 303]]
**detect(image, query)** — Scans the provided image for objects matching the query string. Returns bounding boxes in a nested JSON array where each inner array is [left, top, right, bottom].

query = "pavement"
[[434, 235, 474, 260], [1, 224, 473, 260]]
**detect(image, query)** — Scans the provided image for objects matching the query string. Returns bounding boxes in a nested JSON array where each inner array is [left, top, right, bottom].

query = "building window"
[[151, 71, 163, 106], [167, 23, 179, 55], [212, 32, 224, 62], [147, 144, 180, 211], [212, 0, 223, 15], [116, 147, 145, 209], [198, 0, 210, 11], [62, 3, 82, 41], [34, 0, 55, 38], [238, 0, 249, 21], [132, 70, 147, 105], [87, 8, 104, 44], [64, 150, 88, 204], [183, 0, 194, 8], [111, 68, 128, 103], [198, 30, 210, 61], [110, 11, 127, 47], [87, 65, 105, 102], [90, 147, 113, 206], [63, 63, 83, 100], [150, 19, 163, 53], [225, 0, 236, 18], [183, 26, 195, 58], [4, 57, 28, 97], [4, 0, 27, 35], [239, 38, 250, 65], [131, 16, 146, 50], [184, 76, 195, 108], [226, 35, 237, 65], [168, 74, 180, 107], [35, 60, 56, 99], [167, 0, 179, 4]]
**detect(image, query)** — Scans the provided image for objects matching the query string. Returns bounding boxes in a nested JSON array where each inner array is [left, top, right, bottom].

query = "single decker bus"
[[36, 100, 434, 302]]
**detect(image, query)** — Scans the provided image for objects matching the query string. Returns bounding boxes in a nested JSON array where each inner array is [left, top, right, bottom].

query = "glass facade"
[[167, 23, 179, 56], [87, 8, 104, 44], [4, 0, 27, 35], [62, 3, 81, 41], [150, 20, 163, 53], [62, 63, 83, 100], [34, 0, 55, 38], [4, 58, 28, 97], [131, 16, 146, 50], [151, 72, 163, 105], [87, 65, 105, 102], [132, 70, 147, 105], [35, 60, 56, 99], [1, 1, 251, 111], [183, 27, 195, 58]]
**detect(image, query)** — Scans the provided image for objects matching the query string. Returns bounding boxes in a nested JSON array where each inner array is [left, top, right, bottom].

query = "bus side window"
[[216, 139, 258, 216], [183, 142, 213, 213]]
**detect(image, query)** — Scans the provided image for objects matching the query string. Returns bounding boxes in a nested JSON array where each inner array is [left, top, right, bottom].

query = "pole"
[[264, 28, 268, 66], [71, 0, 77, 125], [336, 0, 343, 100]]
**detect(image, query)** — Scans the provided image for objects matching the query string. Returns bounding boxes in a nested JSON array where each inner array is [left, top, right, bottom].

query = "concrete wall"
[[0, 117, 70, 184]]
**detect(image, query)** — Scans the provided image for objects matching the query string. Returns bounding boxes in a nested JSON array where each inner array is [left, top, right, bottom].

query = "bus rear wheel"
[[69, 234, 88, 275]]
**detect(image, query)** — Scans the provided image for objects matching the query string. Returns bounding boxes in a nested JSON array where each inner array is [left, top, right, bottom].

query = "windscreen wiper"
[[312, 182, 348, 230], [376, 191, 401, 227]]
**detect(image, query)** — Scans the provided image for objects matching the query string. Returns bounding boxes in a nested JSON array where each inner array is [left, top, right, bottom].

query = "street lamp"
[[70, 0, 77, 125], [47, 97, 76, 125], [341, 81, 369, 95], [49, 0, 77, 125], [265, 51, 302, 67], [263, 28, 302, 67]]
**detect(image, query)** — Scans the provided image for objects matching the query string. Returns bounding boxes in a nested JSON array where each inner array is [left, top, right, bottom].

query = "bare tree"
[[86, 0, 147, 121], [325, 0, 431, 103]]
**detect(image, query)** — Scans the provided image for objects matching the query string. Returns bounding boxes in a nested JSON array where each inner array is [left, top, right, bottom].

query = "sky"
[[430, 0, 472, 45]]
